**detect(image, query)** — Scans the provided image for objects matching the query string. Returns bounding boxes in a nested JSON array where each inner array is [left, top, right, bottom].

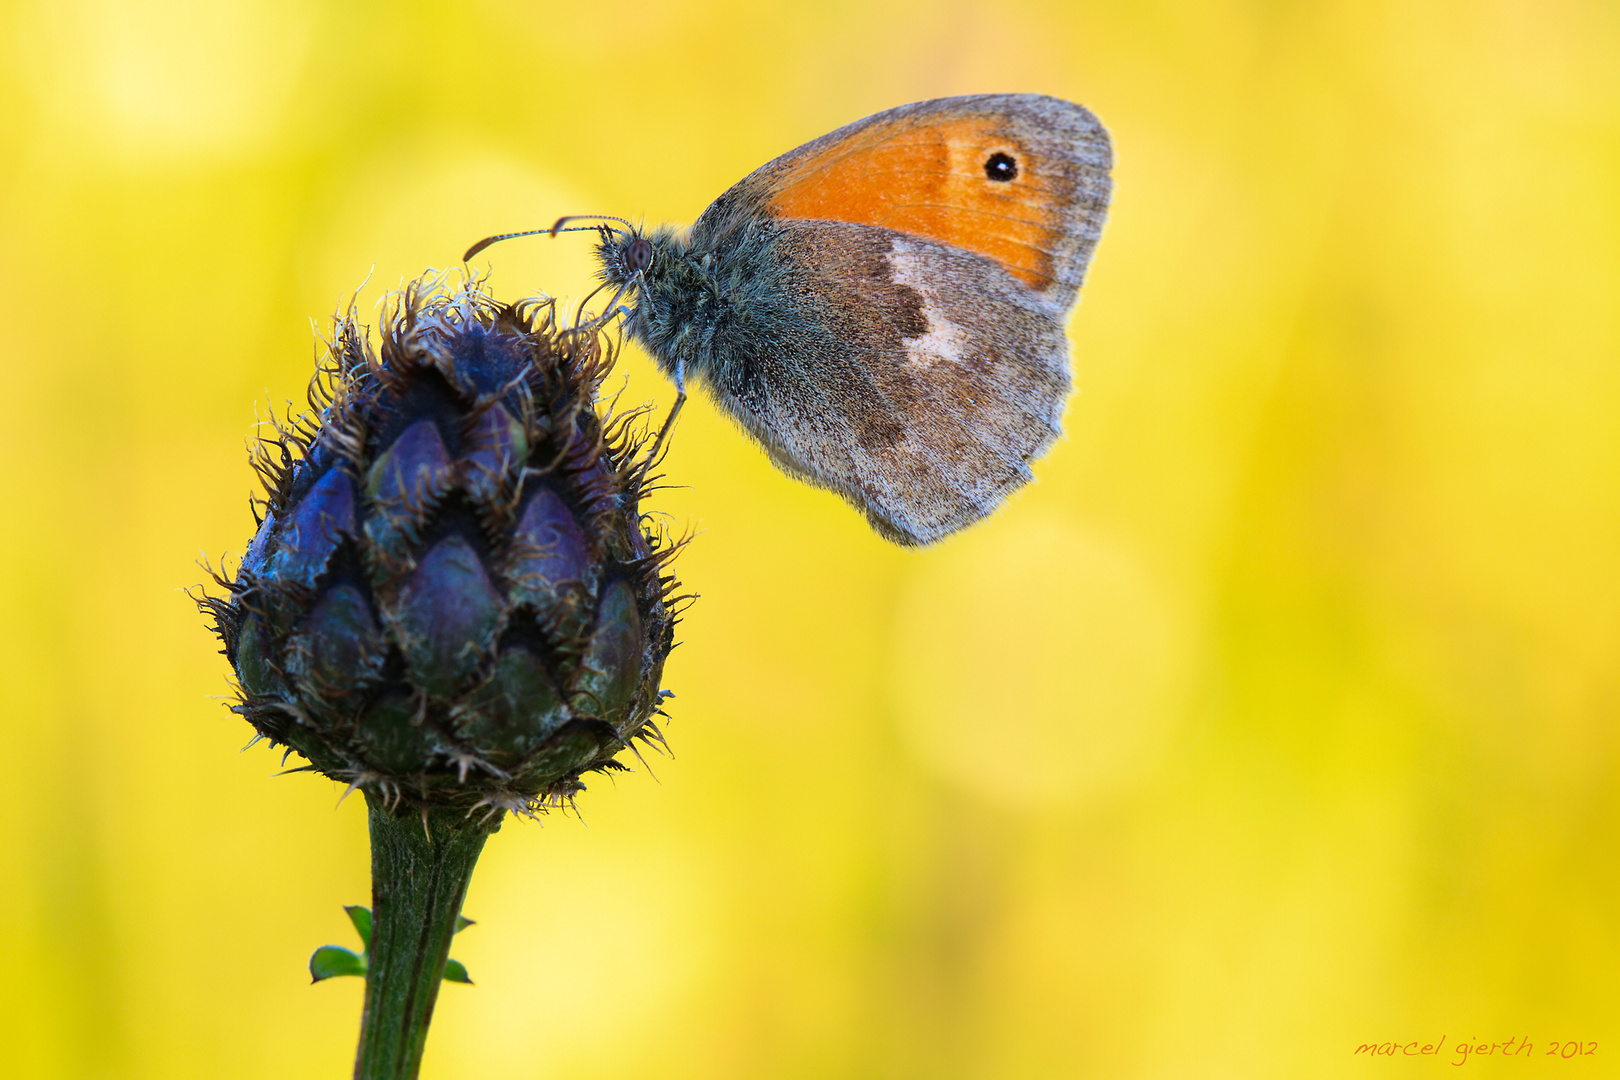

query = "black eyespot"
[[984, 152, 1018, 182], [625, 237, 654, 273]]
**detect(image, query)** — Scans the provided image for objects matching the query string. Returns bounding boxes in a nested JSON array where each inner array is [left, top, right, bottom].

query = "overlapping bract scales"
[[198, 277, 687, 816]]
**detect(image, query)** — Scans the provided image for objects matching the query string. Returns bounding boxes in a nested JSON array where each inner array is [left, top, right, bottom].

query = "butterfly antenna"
[[549, 214, 636, 237], [463, 229, 552, 261], [462, 218, 631, 262]]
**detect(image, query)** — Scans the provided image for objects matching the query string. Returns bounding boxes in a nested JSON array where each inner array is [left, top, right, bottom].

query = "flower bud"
[[200, 278, 683, 817]]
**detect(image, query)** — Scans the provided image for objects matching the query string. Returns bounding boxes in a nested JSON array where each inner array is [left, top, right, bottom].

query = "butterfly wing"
[[674, 95, 1111, 544], [694, 94, 1112, 310], [682, 217, 1068, 544]]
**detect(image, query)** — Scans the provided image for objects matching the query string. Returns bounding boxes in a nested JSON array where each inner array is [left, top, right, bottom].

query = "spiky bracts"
[[199, 276, 686, 819]]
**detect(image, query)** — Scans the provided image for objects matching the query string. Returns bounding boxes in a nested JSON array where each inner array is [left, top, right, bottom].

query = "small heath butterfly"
[[472, 94, 1112, 545]]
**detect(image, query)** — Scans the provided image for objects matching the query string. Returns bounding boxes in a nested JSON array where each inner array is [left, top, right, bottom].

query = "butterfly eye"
[[984, 152, 1018, 182], [625, 237, 655, 272]]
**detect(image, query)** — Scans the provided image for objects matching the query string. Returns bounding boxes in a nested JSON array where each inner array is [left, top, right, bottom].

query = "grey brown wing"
[[695, 219, 1071, 545]]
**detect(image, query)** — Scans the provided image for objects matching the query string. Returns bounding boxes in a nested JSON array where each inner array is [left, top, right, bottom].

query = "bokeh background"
[[2, 0, 1617, 1076]]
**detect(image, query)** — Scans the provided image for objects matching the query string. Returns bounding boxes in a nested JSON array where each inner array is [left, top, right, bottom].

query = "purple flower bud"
[[199, 280, 685, 817]]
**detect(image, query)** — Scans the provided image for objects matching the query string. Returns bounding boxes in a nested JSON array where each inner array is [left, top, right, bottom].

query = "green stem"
[[354, 794, 499, 1080]]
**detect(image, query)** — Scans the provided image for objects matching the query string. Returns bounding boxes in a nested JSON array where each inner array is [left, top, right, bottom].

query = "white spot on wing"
[[887, 242, 970, 372]]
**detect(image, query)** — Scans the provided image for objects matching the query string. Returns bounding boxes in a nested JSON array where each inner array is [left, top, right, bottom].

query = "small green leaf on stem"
[[442, 959, 473, 984], [311, 946, 367, 982], [346, 905, 373, 949], [455, 915, 475, 933]]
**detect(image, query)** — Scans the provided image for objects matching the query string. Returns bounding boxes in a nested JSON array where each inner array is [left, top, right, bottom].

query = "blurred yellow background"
[[1, 0, 1616, 1076]]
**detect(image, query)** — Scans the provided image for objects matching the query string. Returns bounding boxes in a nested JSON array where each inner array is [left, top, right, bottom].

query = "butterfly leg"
[[642, 362, 687, 473]]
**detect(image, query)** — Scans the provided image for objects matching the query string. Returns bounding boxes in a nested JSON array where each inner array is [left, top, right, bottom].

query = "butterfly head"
[[594, 226, 656, 288], [593, 223, 691, 292], [590, 223, 702, 366]]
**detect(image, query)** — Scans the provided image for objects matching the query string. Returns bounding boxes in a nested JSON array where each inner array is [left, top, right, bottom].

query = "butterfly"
[[470, 94, 1112, 545]]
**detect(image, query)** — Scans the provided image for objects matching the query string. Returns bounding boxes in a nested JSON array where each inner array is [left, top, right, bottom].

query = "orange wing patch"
[[764, 118, 1064, 292]]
